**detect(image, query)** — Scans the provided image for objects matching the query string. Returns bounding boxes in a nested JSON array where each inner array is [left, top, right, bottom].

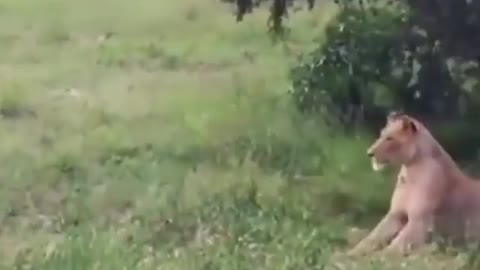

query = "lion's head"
[[367, 112, 419, 171]]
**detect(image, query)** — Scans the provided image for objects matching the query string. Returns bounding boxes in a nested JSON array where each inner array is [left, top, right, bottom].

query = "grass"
[[0, 0, 478, 269]]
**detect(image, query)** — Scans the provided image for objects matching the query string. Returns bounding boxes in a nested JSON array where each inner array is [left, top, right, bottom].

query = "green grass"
[[0, 0, 477, 269]]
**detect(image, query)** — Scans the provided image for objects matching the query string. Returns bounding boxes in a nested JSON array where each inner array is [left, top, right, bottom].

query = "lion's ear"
[[401, 117, 417, 134], [387, 110, 404, 123]]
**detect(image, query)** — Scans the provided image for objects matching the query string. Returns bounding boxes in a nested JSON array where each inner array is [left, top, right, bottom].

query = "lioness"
[[348, 112, 480, 256]]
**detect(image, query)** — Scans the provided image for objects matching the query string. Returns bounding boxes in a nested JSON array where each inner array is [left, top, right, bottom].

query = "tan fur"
[[347, 113, 480, 256]]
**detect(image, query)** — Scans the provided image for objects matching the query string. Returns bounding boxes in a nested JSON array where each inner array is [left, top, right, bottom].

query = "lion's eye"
[[385, 136, 393, 141]]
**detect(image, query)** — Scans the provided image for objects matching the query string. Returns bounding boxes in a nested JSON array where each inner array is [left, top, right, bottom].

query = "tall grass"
[[0, 0, 474, 269]]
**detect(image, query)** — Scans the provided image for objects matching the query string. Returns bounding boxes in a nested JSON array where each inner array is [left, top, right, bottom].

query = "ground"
[[0, 0, 477, 269]]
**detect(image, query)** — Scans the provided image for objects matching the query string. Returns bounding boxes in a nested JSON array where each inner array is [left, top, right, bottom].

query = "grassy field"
[[0, 0, 476, 269]]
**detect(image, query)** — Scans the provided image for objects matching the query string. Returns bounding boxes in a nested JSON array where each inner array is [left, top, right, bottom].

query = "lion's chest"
[[389, 172, 413, 213], [391, 167, 449, 214]]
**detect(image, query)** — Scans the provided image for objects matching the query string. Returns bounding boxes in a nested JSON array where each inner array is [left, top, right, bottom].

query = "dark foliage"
[[222, 0, 480, 123], [223, 0, 315, 34], [222, 0, 480, 158], [235, 0, 253, 21], [289, 4, 410, 126]]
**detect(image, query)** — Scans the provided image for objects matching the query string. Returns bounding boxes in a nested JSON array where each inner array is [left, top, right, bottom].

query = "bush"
[[286, 1, 480, 159], [288, 0, 480, 128], [289, 2, 411, 124]]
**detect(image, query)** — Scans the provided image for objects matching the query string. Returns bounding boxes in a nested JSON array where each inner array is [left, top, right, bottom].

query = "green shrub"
[[289, 2, 411, 123]]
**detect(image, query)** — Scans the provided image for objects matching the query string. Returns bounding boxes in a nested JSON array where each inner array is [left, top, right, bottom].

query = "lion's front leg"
[[383, 214, 432, 255], [347, 212, 405, 256]]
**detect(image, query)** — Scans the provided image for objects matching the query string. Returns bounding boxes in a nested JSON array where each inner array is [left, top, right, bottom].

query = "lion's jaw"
[[371, 157, 387, 172]]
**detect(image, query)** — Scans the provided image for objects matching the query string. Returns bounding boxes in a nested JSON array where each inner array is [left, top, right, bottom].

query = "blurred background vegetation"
[[0, 0, 480, 269]]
